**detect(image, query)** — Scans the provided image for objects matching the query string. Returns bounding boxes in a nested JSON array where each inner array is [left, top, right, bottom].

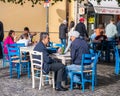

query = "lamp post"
[[44, 0, 50, 33], [46, 6, 49, 33]]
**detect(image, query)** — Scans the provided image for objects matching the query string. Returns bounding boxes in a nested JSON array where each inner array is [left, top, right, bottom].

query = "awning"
[[94, 6, 120, 15]]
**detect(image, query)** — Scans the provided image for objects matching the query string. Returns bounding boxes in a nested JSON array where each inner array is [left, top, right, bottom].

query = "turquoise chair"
[[114, 46, 120, 75], [7, 45, 30, 78], [53, 43, 64, 48], [69, 53, 99, 92], [0, 42, 9, 67]]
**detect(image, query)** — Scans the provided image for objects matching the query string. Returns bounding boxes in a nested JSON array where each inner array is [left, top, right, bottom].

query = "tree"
[[0, 0, 120, 7]]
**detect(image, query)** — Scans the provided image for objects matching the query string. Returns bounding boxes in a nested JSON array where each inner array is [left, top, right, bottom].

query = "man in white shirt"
[[105, 18, 118, 41]]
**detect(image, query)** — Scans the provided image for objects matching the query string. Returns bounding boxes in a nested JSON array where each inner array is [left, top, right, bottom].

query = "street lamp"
[[44, 0, 50, 33]]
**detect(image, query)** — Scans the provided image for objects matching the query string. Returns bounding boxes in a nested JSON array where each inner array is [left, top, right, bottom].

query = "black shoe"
[[55, 87, 68, 91]]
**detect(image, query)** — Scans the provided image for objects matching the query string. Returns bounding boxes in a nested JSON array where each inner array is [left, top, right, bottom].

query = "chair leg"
[[2, 58, 6, 67], [92, 76, 95, 91], [27, 62, 30, 78], [17, 64, 20, 79], [32, 70, 35, 88], [82, 82, 85, 92], [70, 73, 73, 90], [52, 72, 55, 88], [39, 73, 43, 90], [10, 64, 12, 78]]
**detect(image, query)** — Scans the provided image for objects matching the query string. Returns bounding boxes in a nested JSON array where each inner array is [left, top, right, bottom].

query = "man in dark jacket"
[[67, 31, 89, 82], [0, 21, 4, 59], [59, 20, 68, 48], [75, 17, 88, 39], [34, 32, 67, 91]]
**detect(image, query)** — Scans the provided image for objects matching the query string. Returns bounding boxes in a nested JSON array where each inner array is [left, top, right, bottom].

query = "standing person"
[[66, 30, 89, 82], [0, 21, 4, 59], [64, 21, 75, 53], [19, 27, 36, 43], [3, 30, 16, 55], [59, 20, 68, 49], [105, 18, 118, 41], [75, 17, 88, 39], [34, 32, 68, 91], [117, 19, 120, 40]]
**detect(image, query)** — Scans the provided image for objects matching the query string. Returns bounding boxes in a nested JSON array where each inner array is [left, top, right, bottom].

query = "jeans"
[[60, 39, 66, 49], [66, 64, 81, 82]]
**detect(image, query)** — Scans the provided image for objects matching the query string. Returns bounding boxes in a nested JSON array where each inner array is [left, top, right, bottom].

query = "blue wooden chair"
[[0, 42, 9, 67], [7, 45, 30, 78], [114, 46, 120, 75], [69, 53, 99, 92], [52, 43, 64, 48]]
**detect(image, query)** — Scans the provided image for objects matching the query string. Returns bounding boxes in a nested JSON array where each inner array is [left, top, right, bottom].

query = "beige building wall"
[[0, 1, 72, 43]]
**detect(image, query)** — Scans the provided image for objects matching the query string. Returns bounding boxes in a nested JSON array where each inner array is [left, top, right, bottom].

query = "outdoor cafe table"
[[50, 52, 71, 65]]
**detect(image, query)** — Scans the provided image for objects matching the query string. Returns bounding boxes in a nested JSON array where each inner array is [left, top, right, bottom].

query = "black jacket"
[[34, 42, 54, 74], [59, 23, 67, 39], [0, 21, 4, 59], [75, 22, 88, 38]]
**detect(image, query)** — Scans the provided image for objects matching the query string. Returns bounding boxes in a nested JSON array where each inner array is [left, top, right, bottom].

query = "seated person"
[[3, 30, 17, 55], [90, 30, 96, 41], [19, 27, 36, 43], [93, 31, 107, 50], [17, 33, 31, 46], [66, 31, 89, 83], [34, 32, 68, 91]]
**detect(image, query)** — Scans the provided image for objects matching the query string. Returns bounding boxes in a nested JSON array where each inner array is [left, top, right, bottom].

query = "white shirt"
[[105, 23, 117, 38], [17, 39, 30, 46]]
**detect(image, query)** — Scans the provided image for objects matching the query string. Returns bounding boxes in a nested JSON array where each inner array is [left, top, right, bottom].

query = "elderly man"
[[67, 31, 89, 82], [34, 32, 67, 91]]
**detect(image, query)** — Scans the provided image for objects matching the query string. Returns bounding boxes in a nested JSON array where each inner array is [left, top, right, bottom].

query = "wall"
[[0, 1, 67, 43]]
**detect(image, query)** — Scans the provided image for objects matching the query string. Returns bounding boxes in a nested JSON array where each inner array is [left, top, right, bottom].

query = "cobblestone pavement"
[[0, 60, 120, 96]]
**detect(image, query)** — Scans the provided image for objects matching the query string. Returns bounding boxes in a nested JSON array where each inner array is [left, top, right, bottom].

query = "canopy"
[[94, 6, 120, 15]]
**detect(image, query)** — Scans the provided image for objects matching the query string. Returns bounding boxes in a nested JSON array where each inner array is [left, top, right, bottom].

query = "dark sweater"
[[71, 38, 89, 65]]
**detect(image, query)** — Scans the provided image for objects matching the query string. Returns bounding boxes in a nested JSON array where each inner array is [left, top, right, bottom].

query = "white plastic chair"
[[30, 51, 55, 90]]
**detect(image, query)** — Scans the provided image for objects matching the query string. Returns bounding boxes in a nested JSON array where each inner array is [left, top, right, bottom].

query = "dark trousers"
[[49, 63, 66, 82]]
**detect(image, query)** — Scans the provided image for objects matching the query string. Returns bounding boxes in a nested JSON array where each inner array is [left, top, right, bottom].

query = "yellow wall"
[[0, 2, 46, 32], [0, 1, 70, 43]]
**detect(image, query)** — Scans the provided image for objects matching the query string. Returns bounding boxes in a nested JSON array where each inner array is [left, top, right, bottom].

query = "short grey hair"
[[40, 32, 49, 42]]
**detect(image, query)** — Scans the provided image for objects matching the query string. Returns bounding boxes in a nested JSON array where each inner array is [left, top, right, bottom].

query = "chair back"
[[81, 53, 98, 74], [17, 43, 25, 47], [53, 43, 64, 48], [30, 51, 43, 72], [7, 43, 25, 48], [7, 46, 20, 62]]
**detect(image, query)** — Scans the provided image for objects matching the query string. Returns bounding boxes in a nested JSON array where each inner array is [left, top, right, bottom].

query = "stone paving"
[[0, 60, 120, 96]]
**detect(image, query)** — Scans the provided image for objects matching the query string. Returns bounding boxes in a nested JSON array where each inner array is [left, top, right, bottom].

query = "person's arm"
[[31, 32, 37, 37], [43, 49, 54, 64]]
